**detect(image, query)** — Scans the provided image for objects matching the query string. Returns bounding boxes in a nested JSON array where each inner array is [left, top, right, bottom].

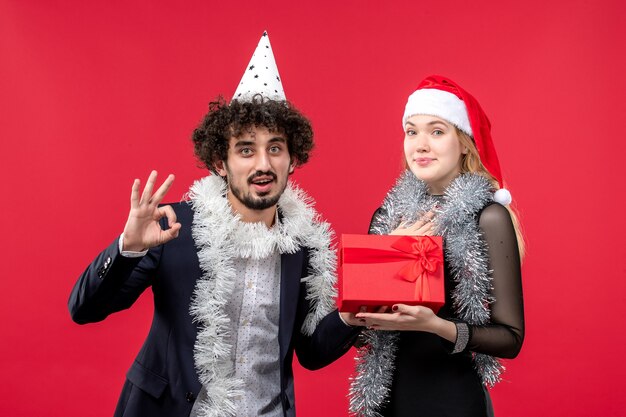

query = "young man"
[[69, 33, 360, 417]]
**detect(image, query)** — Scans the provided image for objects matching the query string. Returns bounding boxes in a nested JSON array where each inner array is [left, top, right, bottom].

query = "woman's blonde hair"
[[456, 130, 526, 259]]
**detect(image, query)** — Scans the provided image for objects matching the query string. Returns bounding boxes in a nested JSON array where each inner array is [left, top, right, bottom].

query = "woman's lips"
[[415, 157, 435, 167]]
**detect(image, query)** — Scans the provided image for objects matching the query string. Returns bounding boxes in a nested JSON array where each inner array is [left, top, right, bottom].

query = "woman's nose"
[[414, 134, 429, 152]]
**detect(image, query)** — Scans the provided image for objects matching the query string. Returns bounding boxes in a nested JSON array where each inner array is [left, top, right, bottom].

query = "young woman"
[[346, 75, 525, 417]]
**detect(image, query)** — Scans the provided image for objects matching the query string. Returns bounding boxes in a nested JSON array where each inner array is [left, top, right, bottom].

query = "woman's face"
[[404, 114, 467, 194]]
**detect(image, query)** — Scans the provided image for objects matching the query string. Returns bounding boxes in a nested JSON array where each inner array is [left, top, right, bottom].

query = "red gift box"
[[337, 234, 445, 313]]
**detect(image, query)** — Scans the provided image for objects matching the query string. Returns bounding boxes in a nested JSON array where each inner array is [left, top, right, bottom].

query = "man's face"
[[216, 126, 293, 213]]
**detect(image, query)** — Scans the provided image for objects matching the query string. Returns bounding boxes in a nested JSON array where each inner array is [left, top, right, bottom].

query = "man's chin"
[[245, 199, 279, 211], [229, 180, 287, 211], [240, 191, 281, 211], [255, 191, 272, 198]]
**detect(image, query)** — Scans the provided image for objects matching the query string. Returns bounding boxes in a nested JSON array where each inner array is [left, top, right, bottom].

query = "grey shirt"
[[228, 253, 282, 416]]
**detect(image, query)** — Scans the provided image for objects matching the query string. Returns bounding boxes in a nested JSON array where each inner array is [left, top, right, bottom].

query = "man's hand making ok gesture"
[[122, 170, 182, 252]]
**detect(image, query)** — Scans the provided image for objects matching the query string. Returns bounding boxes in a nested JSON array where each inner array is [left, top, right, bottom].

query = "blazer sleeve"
[[290, 246, 361, 370], [68, 236, 163, 324], [293, 308, 361, 370]]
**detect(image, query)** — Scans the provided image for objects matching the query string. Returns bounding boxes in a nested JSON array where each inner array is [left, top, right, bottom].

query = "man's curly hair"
[[192, 95, 314, 174]]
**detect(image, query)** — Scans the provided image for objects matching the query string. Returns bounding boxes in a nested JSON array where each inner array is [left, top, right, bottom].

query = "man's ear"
[[214, 160, 227, 177], [288, 161, 295, 174]]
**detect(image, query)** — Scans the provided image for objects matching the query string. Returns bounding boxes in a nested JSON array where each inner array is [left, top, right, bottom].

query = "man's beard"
[[229, 170, 286, 211]]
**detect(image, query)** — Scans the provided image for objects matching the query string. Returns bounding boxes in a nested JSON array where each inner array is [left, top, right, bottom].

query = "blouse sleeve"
[[466, 203, 525, 359]]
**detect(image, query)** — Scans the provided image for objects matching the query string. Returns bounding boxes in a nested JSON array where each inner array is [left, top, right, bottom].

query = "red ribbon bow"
[[390, 236, 443, 283], [391, 236, 443, 301], [342, 236, 443, 301]]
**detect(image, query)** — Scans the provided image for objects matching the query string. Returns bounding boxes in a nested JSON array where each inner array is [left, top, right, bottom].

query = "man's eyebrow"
[[233, 139, 255, 148], [268, 136, 287, 143], [233, 136, 286, 148]]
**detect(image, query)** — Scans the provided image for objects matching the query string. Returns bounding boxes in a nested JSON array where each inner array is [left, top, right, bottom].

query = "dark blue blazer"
[[69, 202, 359, 417]]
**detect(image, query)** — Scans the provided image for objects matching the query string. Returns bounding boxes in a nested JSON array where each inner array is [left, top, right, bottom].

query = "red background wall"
[[1, 1, 625, 416]]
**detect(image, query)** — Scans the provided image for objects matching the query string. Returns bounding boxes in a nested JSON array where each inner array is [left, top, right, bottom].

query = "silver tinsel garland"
[[187, 175, 338, 417], [349, 171, 504, 416]]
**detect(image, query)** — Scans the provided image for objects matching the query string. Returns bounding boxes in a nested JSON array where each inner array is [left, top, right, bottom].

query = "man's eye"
[[240, 148, 252, 156]]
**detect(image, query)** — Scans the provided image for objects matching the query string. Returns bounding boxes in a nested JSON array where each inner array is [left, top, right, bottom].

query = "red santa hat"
[[402, 75, 511, 205]]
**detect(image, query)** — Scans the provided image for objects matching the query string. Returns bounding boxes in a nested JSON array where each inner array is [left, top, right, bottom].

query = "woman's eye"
[[405, 129, 416, 136], [433, 129, 444, 136]]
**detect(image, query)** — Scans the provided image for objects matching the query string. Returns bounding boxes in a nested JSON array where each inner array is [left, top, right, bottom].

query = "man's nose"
[[255, 151, 272, 171]]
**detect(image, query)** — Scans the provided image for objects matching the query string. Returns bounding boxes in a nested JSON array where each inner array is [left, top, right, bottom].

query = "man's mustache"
[[248, 171, 277, 183]]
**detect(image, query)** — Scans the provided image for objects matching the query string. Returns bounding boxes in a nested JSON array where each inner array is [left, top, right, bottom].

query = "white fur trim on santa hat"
[[402, 88, 472, 136]]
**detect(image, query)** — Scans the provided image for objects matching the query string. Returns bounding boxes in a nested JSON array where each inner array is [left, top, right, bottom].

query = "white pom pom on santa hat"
[[493, 188, 512, 206]]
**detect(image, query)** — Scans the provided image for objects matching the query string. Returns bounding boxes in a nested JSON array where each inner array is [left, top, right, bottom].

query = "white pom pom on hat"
[[493, 188, 512, 206], [403, 75, 512, 205]]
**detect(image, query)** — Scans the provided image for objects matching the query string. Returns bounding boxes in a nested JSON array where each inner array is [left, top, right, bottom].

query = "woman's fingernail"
[[392, 305, 398, 311]]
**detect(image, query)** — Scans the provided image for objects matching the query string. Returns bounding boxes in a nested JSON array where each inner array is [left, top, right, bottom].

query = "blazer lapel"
[[278, 250, 303, 362]]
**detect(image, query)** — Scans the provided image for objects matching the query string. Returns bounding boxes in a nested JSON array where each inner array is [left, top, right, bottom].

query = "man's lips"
[[249, 175, 275, 184], [249, 174, 276, 192]]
